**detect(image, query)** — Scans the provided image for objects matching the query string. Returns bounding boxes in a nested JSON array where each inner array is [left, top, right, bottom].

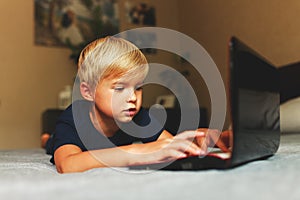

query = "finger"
[[210, 132, 230, 152], [196, 128, 215, 147], [167, 149, 188, 160], [150, 149, 187, 164], [158, 150, 188, 163], [215, 140, 230, 152], [196, 128, 219, 146], [196, 137, 208, 154], [207, 129, 221, 146], [208, 130, 231, 152], [175, 130, 205, 140], [171, 139, 204, 156], [196, 129, 231, 153], [220, 130, 233, 147]]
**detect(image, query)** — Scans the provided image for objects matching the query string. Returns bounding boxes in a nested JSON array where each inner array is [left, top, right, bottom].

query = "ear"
[[80, 82, 94, 101]]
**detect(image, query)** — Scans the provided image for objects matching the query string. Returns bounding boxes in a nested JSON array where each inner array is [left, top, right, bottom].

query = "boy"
[[44, 36, 230, 173]]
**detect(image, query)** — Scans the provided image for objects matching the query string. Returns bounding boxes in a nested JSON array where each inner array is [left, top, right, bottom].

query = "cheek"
[[136, 91, 143, 107], [94, 93, 113, 114], [110, 93, 127, 105]]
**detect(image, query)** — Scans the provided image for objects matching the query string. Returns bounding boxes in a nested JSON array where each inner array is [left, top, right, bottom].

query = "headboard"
[[280, 62, 300, 103]]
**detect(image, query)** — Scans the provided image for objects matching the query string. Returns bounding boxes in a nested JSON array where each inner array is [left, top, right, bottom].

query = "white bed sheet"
[[0, 134, 300, 200]]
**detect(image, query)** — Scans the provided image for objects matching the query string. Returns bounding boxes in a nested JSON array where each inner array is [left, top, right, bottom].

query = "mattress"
[[0, 134, 300, 200]]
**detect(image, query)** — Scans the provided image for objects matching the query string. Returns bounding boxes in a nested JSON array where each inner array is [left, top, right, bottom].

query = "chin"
[[116, 116, 134, 123]]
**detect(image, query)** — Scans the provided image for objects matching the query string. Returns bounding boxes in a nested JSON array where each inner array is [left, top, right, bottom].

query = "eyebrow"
[[112, 81, 126, 85], [112, 81, 144, 87]]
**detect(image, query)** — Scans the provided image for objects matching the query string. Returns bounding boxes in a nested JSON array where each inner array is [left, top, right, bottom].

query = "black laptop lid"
[[229, 37, 280, 166]]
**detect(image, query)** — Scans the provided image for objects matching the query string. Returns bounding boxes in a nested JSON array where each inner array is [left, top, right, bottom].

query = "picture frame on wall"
[[123, 1, 157, 55], [125, 2, 156, 26], [34, 0, 119, 47]]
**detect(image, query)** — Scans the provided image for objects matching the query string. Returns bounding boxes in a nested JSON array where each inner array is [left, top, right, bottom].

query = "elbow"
[[56, 163, 67, 174], [53, 145, 86, 173], [55, 159, 81, 174], [56, 161, 71, 174]]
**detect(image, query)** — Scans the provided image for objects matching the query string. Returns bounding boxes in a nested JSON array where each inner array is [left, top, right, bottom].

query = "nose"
[[127, 88, 137, 102]]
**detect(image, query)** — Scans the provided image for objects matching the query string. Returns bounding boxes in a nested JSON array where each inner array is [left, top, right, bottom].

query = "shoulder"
[[51, 100, 91, 156], [55, 100, 92, 142], [58, 100, 91, 123]]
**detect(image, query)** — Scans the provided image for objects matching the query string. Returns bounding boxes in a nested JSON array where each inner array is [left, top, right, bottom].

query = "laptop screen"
[[229, 37, 280, 166]]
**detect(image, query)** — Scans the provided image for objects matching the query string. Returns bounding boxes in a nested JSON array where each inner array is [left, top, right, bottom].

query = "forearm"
[[55, 130, 202, 173], [55, 143, 159, 173], [56, 150, 103, 173], [88, 143, 166, 167], [55, 145, 139, 173]]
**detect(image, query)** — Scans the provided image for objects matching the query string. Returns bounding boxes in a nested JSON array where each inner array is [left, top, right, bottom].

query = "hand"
[[195, 128, 232, 154], [130, 130, 206, 165]]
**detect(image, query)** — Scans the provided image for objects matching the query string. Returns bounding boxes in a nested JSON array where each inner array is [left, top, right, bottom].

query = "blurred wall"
[[178, 0, 300, 127], [1, 0, 300, 148], [0, 0, 180, 149], [0, 1, 76, 149]]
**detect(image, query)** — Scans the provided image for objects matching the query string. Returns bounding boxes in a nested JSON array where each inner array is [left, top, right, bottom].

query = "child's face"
[[93, 75, 144, 123]]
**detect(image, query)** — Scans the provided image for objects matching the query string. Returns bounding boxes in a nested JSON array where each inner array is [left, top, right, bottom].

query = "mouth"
[[125, 108, 137, 117]]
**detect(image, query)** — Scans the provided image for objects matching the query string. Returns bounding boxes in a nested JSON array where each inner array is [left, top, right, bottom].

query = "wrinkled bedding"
[[0, 134, 300, 200]]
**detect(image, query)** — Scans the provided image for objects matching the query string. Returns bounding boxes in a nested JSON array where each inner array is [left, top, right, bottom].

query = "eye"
[[114, 86, 124, 91]]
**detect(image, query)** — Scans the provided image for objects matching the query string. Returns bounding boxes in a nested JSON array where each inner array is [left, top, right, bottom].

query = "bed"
[[0, 133, 299, 200], [1, 61, 299, 199]]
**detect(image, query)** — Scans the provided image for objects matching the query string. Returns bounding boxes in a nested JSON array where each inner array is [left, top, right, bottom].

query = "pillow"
[[280, 97, 300, 133]]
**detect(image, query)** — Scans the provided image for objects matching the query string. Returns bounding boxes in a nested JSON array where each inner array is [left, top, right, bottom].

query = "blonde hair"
[[78, 36, 149, 90]]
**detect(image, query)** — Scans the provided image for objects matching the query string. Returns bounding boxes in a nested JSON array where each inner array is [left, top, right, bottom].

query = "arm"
[[54, 144, 146, 173], [54, 130, 204, 173]]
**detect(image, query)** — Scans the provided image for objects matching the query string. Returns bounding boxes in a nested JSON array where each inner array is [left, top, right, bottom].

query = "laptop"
[[130, 36, 281, 170]]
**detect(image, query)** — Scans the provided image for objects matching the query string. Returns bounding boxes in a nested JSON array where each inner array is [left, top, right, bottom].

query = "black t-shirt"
[[47, 100, 163, 164]]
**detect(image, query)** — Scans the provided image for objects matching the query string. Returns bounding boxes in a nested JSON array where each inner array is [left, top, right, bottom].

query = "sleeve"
[[51, 105, 86, 154]]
